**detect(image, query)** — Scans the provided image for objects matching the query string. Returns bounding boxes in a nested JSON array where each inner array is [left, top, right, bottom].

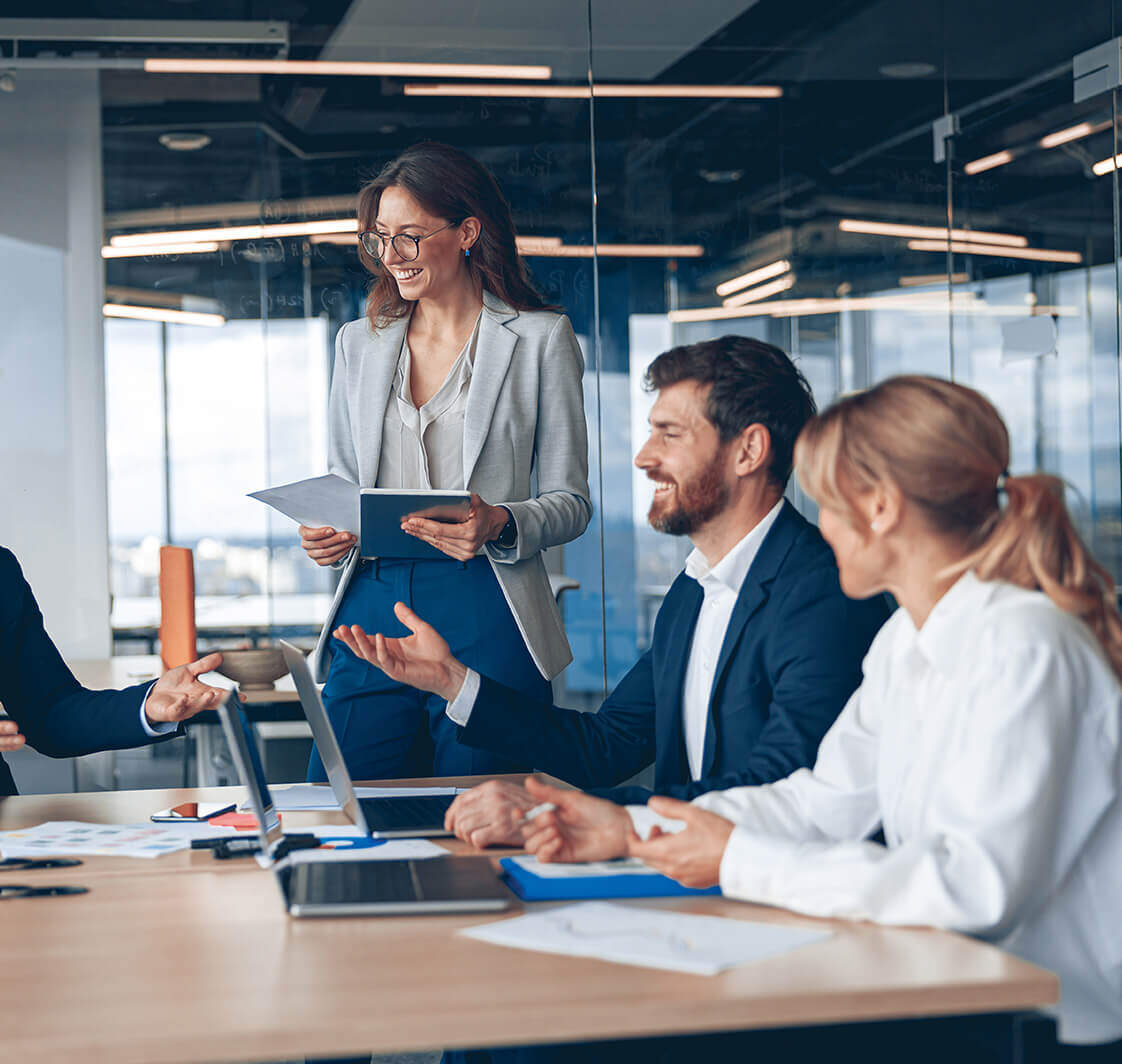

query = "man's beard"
[[647, 451, 730, 536]]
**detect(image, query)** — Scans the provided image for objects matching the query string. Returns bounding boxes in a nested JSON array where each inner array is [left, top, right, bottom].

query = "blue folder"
[[499, 857, 721, 901]]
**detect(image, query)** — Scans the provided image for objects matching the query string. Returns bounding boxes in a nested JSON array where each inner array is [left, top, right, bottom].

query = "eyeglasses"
[[358, 220, 460, 261]]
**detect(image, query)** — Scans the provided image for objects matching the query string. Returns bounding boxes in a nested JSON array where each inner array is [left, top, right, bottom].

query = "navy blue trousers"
[[308, 556, 547, 782]]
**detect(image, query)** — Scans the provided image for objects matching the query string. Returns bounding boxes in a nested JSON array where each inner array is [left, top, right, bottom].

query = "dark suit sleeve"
[[0, 548, 156, 758], [649, 568, 887, 802], [456, 652, 659, 789]]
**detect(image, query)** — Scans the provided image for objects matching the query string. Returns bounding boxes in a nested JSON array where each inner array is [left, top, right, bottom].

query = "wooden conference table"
[[0, 778, 1058, 1064]]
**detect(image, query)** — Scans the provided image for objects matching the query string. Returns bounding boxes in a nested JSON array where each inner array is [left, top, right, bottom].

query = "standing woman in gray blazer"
[[299, 142, 592, 781]]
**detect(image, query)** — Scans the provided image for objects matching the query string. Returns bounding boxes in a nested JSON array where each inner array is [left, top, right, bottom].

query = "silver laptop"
[[216, 691, 511, 917], [278, 639, 455, 838]]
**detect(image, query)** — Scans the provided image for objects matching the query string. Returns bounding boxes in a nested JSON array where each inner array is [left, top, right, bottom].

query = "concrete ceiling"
[[321, 0, 762, 80]]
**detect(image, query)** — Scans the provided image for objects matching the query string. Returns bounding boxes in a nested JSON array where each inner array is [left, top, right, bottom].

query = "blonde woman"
[[522, 376, 1122, 1059]]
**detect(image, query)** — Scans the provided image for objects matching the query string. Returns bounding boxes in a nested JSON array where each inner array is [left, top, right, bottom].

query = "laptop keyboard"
[[358, 795, 454, 832]]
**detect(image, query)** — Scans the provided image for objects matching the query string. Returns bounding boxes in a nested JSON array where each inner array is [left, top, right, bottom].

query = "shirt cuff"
[[718, 826, 800, 904], [139, 683, 177, 737], [626, 805, 687, 840], [444, 668, 481, 726]]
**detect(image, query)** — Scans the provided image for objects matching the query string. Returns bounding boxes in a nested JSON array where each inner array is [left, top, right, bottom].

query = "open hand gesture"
[[334, 602, 467, 701]]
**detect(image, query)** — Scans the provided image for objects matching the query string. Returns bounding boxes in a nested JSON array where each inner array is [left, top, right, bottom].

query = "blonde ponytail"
[[954, 473, 1122, 679], [796, 376, 1122, 680]]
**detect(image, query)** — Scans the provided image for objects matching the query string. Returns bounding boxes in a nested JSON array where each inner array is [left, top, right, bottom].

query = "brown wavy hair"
[[356, 141, 555, 328], [795, 374, 1122, 679]]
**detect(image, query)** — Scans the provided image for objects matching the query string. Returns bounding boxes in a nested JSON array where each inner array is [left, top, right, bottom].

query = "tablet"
[[359, 489, 471, 560]]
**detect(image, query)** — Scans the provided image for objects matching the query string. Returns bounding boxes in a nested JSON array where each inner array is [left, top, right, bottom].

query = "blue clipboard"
[[499, 857, 721, 901]]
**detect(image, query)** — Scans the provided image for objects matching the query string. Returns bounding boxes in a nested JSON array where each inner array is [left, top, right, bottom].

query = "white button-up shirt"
[[639, 572, 1122, 1045], [679, 499, 783, 779]]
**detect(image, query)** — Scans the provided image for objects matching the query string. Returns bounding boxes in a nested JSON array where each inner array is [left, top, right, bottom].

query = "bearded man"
[[335, 335, 888, 846]]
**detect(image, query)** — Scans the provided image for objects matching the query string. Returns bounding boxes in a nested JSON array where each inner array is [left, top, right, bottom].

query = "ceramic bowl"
[[213, 647, 288, 691]]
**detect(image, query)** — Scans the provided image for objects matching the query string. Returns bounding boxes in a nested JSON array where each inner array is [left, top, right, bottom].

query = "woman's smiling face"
[[374, 184, 469, 303]]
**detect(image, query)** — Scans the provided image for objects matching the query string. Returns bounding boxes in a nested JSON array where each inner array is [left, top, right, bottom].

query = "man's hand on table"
[[445, 779, 540, 848], [144, 652, 226, 726]]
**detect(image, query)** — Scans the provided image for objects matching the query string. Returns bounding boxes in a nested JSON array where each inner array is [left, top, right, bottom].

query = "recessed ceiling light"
[[158, 131, 211, 152], [699, 169, 744, 184], [879, 62, 936, 79]]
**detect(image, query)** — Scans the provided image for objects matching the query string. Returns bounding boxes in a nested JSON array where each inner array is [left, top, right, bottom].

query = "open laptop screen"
[[216, 691, 283, 855]]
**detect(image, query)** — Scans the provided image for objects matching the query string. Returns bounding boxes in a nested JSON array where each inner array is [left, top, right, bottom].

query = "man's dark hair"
[[645, 335, 816, 490]]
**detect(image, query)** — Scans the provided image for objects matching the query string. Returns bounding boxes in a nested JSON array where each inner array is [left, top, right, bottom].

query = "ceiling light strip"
[[101, 241, 221, 258], [144, 58, 552, 80], [110, 219, 358, 247], [1093, 153, 1122, 176], [897, 273, 970, 287], [403, 83, 781, 99], [721, 274, 795, 307], [103, 303, 226, 327], [1040, 121, 1104, 149], [670, 298, 1073, 322], [838, 218, 1027, 247], [963, 150, 1015, 175], [715, 259, 790, 296], [906, 240, 1083, 263]]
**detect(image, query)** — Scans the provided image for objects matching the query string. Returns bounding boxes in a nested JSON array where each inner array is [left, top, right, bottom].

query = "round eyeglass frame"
[[358, 219, 461, 262]]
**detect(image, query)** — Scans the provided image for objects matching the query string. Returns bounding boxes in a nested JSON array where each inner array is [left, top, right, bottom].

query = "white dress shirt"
[[679, 499, 783, 778], [635, 572, 1122, 1044], [376, 314, 480, 491], [446, 500, 784, 734]]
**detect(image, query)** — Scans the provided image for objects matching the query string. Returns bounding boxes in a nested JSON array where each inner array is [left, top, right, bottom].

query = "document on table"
[[248, 473, 359, 533], [462, 901, 832, 976], [506, 856, 663, 878], [281, 838, 449, 863], [242, 783, 463, 812], [0, 821, 203, 859]]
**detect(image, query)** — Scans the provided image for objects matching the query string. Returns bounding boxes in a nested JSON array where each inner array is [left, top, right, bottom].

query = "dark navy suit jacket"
[[457, 502, 889, 802], [0, 547, 162, 796]]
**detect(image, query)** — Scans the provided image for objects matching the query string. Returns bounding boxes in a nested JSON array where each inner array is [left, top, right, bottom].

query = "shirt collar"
[[906, 570, 1000, 670], [684, 498, 785, 595]]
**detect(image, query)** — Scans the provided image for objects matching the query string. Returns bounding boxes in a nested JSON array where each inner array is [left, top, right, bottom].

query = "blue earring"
[[464, 247, 471, 259]]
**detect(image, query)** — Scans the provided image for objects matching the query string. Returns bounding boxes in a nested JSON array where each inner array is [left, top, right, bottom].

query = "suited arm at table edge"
[[0, 547, 177, 796]]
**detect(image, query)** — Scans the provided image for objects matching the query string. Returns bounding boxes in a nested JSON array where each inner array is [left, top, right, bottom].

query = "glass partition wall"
[[9, 0, 1115, 700], [586, 0, 1122, 690]]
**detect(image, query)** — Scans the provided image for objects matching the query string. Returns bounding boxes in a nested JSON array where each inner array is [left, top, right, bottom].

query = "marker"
[[518, 802, 557, 827]]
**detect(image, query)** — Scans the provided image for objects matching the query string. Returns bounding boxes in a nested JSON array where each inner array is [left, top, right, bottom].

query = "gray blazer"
[[309, 290, 592, 682]]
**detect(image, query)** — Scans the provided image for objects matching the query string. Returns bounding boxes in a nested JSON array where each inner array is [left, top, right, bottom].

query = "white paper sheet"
[[461, 901, 832, 976], [242, 784, 463, 812], [506, 856, 664, 879], [248, 473, 359, 532], [0, 821, 198, 859], [281, 838, 449, 863]]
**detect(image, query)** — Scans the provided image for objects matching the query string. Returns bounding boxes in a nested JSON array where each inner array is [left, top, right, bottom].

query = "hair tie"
[[996, 469, 1011, 496]]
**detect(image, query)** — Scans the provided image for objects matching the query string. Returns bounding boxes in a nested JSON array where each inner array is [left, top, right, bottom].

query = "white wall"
[[0, 70, 110, 658]]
